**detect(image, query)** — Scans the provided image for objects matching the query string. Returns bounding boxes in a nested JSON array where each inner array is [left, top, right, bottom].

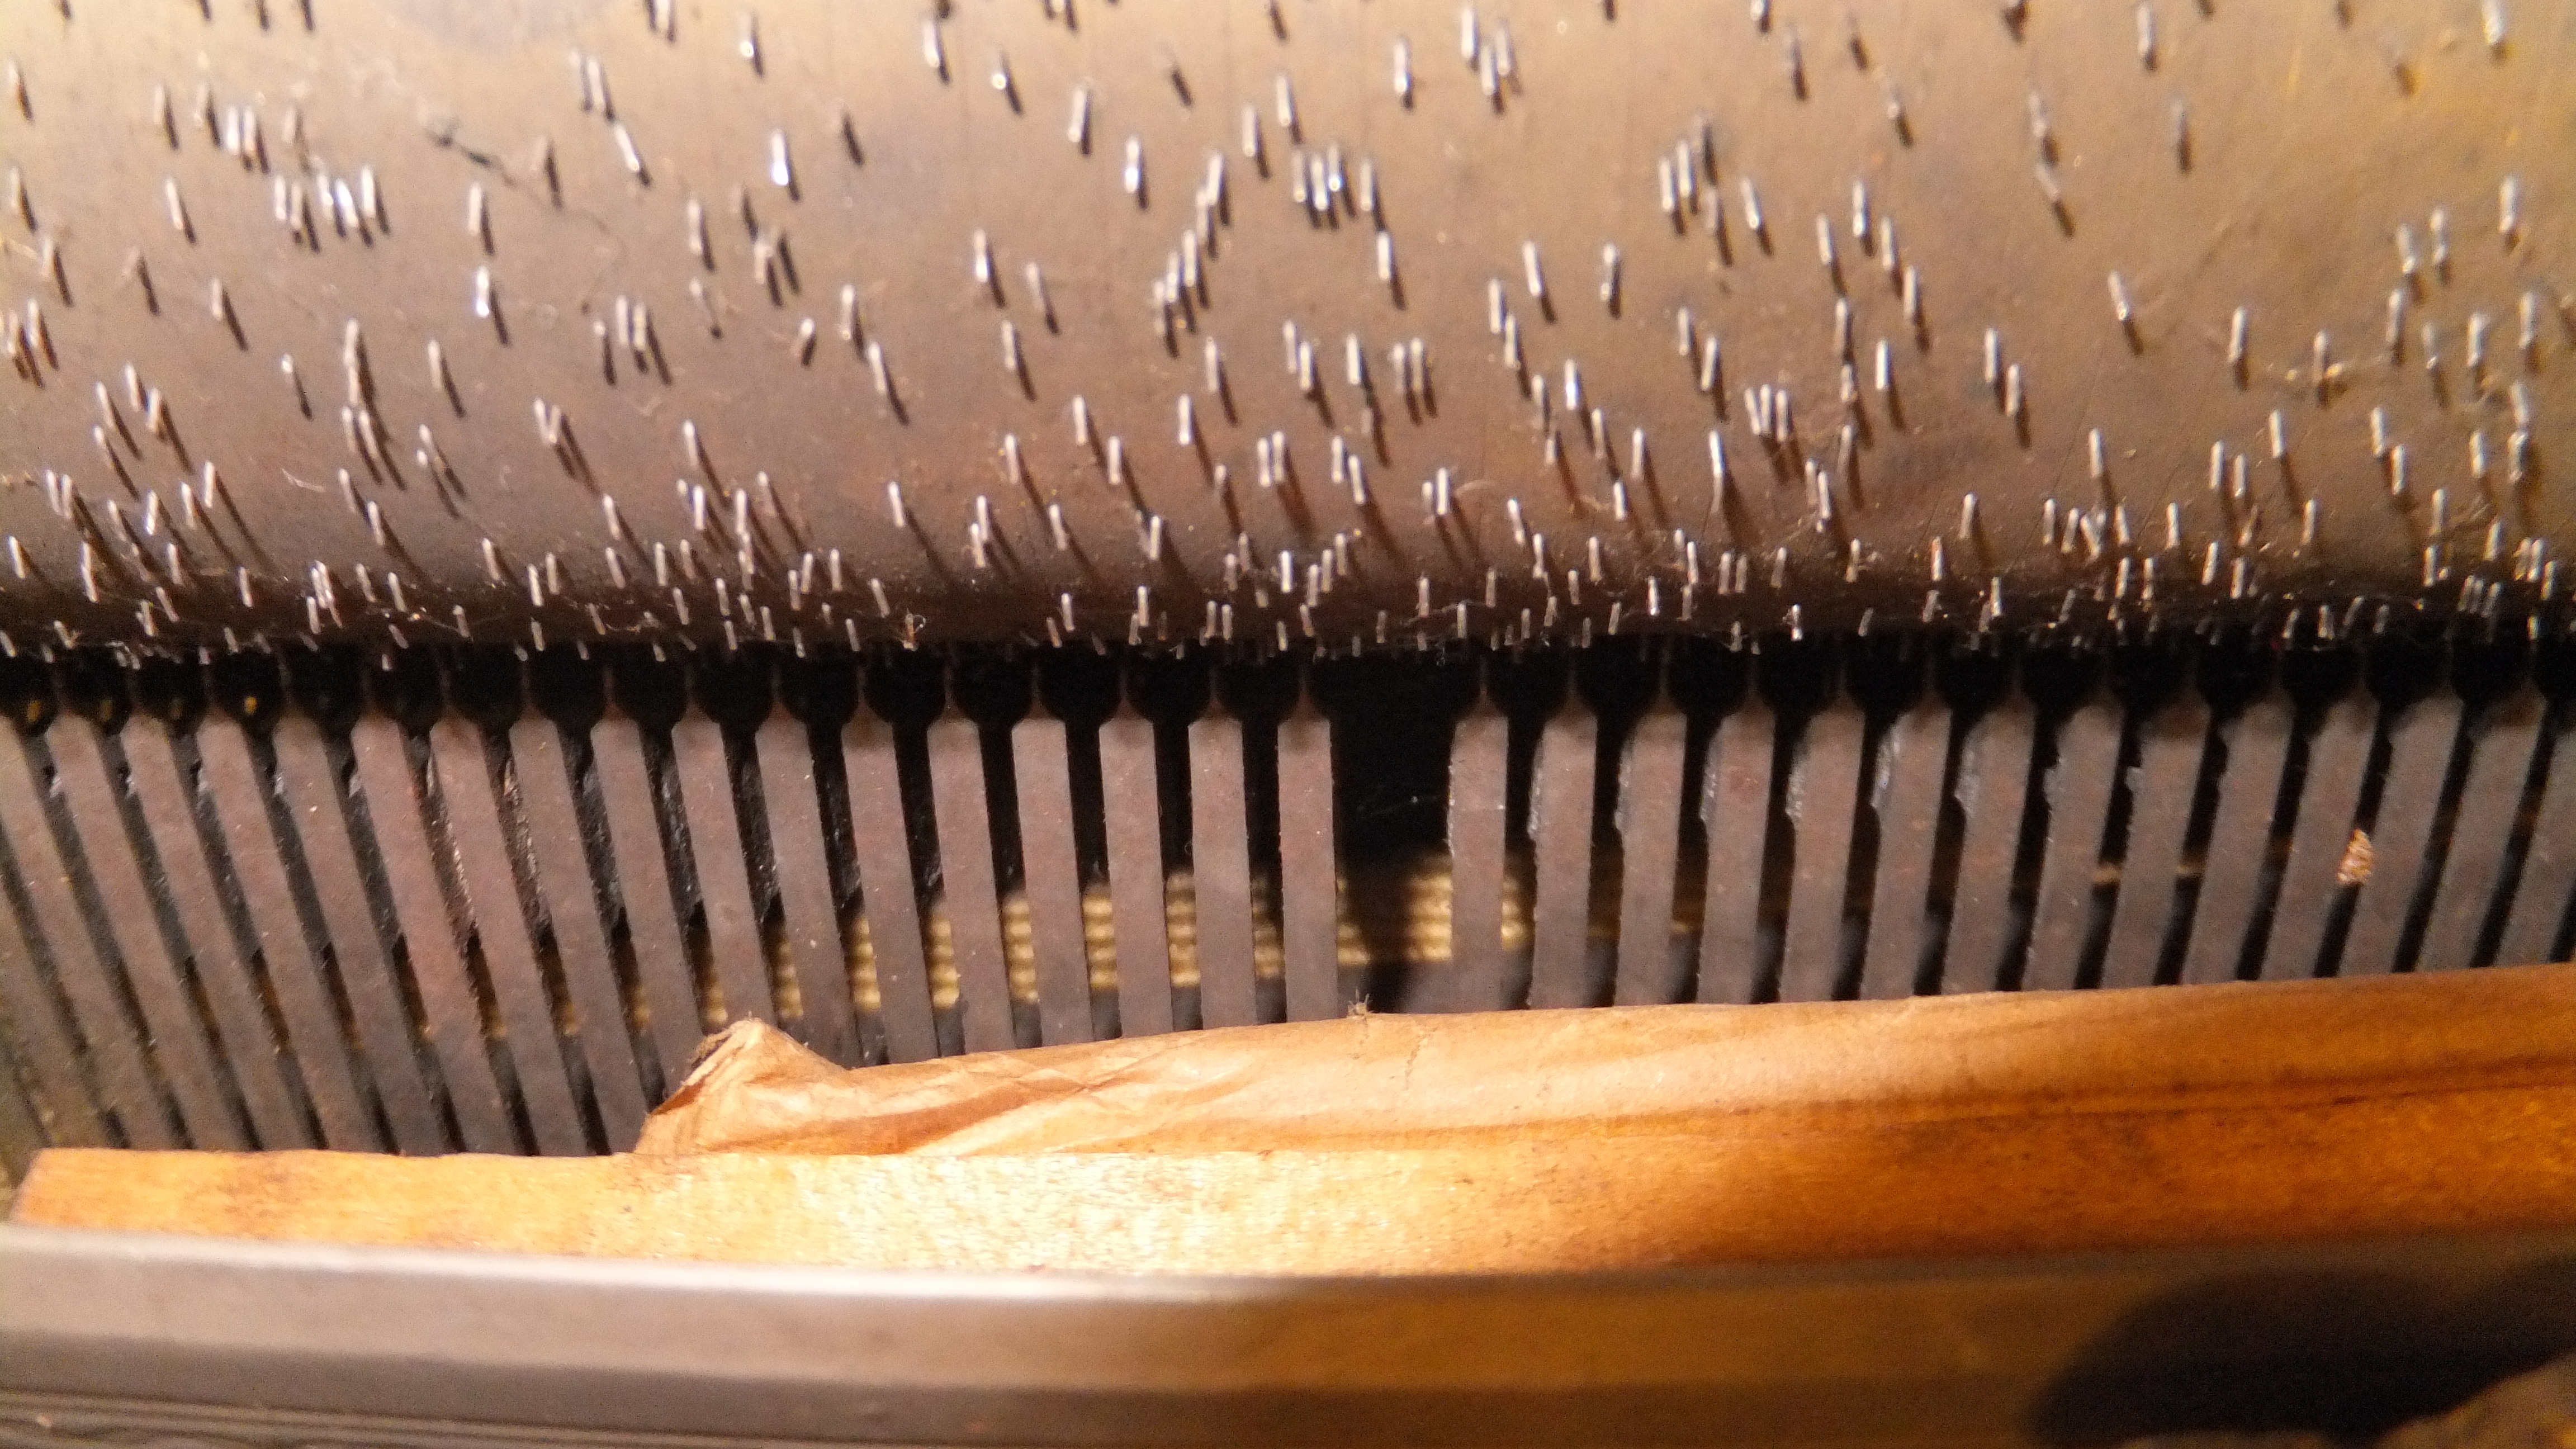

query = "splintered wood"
[[16, 965, 2576, 1275]]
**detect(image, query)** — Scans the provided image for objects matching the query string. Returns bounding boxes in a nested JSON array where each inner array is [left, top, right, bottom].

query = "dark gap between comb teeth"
[[512, 707, 654, 1150], [2094, 640, 2206, 993], [9, 703, 188, 1151], [356, 651, 521, 1155], [404, 714, 538, 1152], [325, 689, 468, 1148], [2161, 637, 2268, 988], [667, 670, 774, 1035], [860, 650, 953, 1057], [533, 649, 675, 1098], [449, 652, 609, 1153], [1223, 655, 1299, 1028], [1934, 641, 2034, 996], [1910, 638, 1996, 998], [609, 651, 719, 1067], [2379, 708, 2475, 977], [1134, 655, 1208, 1034], [2148, 698, 2224, 989], [280, 650, 450, 1153], [0, 800, 110, 1152], [1664, 655, 1725, 1007], [756, 657, 861, 1068], [2251, 648, 2373, 983], [167, 688, 314, 1139], [46, 678, 251, 1151], [2017, 645, 2120, 995], [1013, 651, 1099, 1045], [125, 659, 312, 1150], [2183, 643, 2297, 987], [1314, 651, 1466, 1015], [0, 1021, 48, 1183], [1830, 688, 1899, 1003], [2406, 636, 2537, 975], [196, 655, 384, 1153], [267, 698, 445, 1154], [1509, 650, 1593, 1010], [0, 657, 133, 1150], [1769, 637, 1859, 1006], [849, 652, 939, 1063], [2334, 633, 2461, 978], [805, 684, 883, 1066], [1852, 635, 1943, 1001], [697, 653, 794, 1038], [249, 719, 401, 1146], [1052, 662, 1120, 1040], [425, 659, 593, 1157], [956, 648, 1036, 1050], [2488, 639, 2576, 968], [82, 666, 268, 1142]]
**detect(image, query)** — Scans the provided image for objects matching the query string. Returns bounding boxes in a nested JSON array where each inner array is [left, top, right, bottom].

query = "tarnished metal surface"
[[2, 1223, 2574, 1446], [0, 1, 2568, 653]]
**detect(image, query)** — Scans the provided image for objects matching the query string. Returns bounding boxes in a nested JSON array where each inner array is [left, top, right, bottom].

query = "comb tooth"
[[1611, 683, 1687, 1006], [2019, 688, 2123, 992], [428, 714, 591, 1156], [1011, 705, 1095, 1045], [1443, 684, 1512, 1012], [2094, 690, 2212, 991], [2177, 695, 2296, 986], [348, 713, 518, 1153], [1696, 688, 1777, 1005], [586, 708, 711, 1086], [1187, 700, 1261, 1029], [122, 713, 309, 1147], [1940, 690, 2038, 995], [2336, 690, 2465, 977], [1856, 692, 1950, 999], [268, 713, 446, 1154], [0, 723, 181, 1149], [1524, 688, 1598, 1011], [2414, 685, 2545, 974], [193, 713, 378, 1150], [670, 705, 780, 1030], [0, 880, 103, 1152], [513, 715, 655, 1144], [927, 703, 1015, 1053], [45, 712, 245, 1148], [0, 1027, 46, 1178], [1777, 693, 1865, 1003], [841, 697, 939, 1062], [2253, 693, 2376, 981], [2493, 707, 2576, 969], [1097, 697, 1173, 1037], [1277, 685, 1339, 1022], [752, 704, 862, 1066]]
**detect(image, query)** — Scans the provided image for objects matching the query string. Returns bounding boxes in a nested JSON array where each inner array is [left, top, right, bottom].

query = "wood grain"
[[633, 962, 2576, 1157], [14, 966, 2576, 1275]]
